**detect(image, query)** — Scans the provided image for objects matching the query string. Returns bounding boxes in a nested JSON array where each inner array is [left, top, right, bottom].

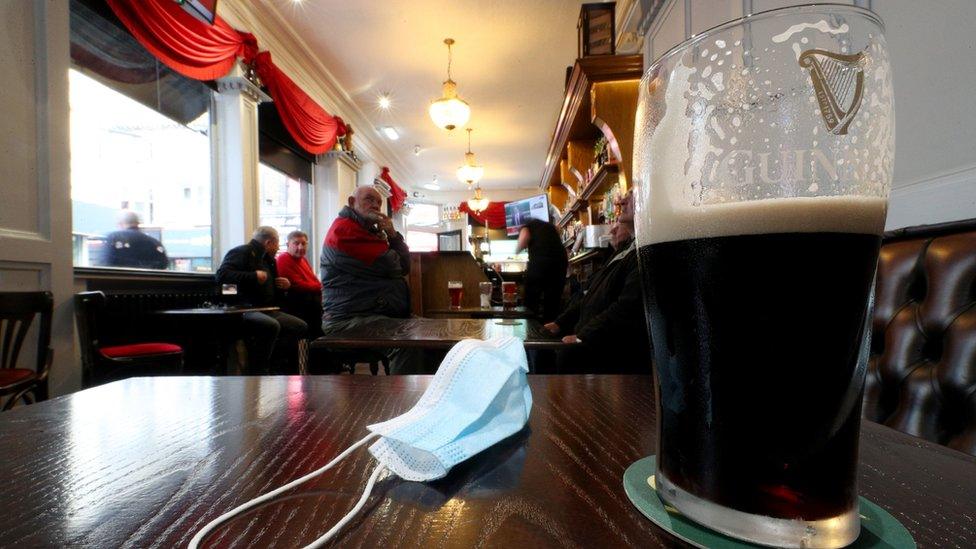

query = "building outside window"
[[258, 163, 310, 252]]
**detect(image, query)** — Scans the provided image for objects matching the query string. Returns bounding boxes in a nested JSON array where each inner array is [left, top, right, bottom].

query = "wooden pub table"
[[424, 306, 535, 319], [153, 305, 281, 373], [311, 317, 567, 351], [0, 375, 973, 547]]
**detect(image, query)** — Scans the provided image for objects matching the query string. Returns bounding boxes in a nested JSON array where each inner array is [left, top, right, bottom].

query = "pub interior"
[[1, 0, 975, 547]]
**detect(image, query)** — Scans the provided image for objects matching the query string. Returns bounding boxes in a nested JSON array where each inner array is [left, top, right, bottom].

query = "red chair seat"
[[99, 343, 182, 359], [0, 368, 35, 388]]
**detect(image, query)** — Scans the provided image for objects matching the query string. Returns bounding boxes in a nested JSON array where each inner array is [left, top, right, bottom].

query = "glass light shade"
[[456, 157, 484, 185], [467, 186, 489, 213], [429, 80, 470, 131]]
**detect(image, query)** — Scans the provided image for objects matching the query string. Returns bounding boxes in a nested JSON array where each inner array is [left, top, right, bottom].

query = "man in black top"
[[100, 211, 169, 269], [517, 218, 568, 321], [216, 226, 307, 374]]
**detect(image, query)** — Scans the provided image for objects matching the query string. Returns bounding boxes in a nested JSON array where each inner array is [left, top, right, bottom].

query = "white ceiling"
[[264, 0, 589, 192]]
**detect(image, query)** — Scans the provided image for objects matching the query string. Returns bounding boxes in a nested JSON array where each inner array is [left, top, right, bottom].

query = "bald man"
[[319, 186, 416, 372]]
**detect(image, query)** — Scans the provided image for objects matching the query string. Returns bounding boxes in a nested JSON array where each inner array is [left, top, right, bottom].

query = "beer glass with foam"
[[633, 5, 894, 547]]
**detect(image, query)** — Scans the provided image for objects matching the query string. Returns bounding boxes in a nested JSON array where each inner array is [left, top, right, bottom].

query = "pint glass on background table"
[[633, 5, 894, 547], [448, 280, 463, 310], [479, 281, 493, 308]]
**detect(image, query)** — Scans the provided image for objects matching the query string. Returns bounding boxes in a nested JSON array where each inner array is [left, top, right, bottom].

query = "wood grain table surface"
[[424, 306, 535, 319], [1, 376, 974, 548], [311, 317, 568, 350], [153, 305, 281, 316]]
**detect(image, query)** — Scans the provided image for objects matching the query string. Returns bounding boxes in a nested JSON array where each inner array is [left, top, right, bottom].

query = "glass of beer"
[[633, 5, 893, 547], [448, 280, 463, 309], [501, 281, 518, 310]]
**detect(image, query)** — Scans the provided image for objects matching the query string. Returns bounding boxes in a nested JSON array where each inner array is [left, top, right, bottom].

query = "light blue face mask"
[[189, 336, 532, 549]]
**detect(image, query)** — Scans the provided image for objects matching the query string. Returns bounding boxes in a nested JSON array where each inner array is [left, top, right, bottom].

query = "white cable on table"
[[188, 432, 381, 549]]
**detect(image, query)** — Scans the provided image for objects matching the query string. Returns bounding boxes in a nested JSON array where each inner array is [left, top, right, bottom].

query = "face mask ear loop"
[[188, 432, 380, 549], [303, 463, 387, 548]]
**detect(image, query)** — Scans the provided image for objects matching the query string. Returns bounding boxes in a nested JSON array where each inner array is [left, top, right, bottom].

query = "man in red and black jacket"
[[320, 186, 416, 372]]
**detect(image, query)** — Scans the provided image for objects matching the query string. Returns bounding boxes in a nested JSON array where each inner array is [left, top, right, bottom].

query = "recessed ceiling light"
[[378, 95, 392, 109], [424, 183, 441, 191], [381, 127, 399, 140]]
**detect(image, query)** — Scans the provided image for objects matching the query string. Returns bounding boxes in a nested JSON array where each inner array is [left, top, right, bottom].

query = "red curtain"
[[105, 0, 257, 81], [107, 0, 345, 156], [379, 167, 407, 213], [254, 51, 343, 154], [459, 202, 508, 229]]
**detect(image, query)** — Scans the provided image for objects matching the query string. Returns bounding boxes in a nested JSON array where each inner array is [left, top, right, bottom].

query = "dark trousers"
[[282, 292, 323, 339], [241, 311, 307, 374], [524, 270, 566, 322]]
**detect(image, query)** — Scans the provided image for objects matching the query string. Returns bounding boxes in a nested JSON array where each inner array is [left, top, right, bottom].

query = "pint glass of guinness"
[[633, 5, 893, 547]]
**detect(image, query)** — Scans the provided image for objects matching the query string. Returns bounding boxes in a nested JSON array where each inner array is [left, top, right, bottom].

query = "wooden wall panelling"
[[412, 252, 489, 314], [559, 159, 578, 198], [567, 140, 597, 190], [591, 80, 640, 190], [547, 185, 569, 213], [409, 254, 423, 316]]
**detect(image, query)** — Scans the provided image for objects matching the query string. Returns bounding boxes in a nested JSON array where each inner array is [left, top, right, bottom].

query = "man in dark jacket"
[[100, 211, 169, 269], [320, 186, 417, 373], [216, 226, 307, 374], [544, 216, 650, 374]]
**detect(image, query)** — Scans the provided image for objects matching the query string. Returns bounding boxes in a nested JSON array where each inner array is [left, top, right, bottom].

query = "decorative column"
[[214, 61, 271, 261], [312, 151, 362, 265]]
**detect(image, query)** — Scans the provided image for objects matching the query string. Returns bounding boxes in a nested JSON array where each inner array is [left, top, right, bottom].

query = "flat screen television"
[[504, 195, 550, 236], [182, 0, 218, 25]]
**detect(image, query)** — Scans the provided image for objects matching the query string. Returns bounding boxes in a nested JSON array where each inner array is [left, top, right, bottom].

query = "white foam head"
[[636, 194, 887, 245]]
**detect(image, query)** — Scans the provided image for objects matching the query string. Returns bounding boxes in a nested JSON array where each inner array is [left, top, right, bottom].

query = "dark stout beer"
[[640, 230, 881, 520]]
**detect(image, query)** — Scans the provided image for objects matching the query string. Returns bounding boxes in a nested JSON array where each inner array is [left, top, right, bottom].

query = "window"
[[404, 203, 442, 252], [258, 163, 310, 252], [69, 0, 214, 272]]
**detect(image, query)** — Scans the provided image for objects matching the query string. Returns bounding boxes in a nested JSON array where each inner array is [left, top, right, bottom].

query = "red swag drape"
[[459, 202, 507, 229], [254, 52, 343, 154], [107, 0, 345, 155], [379, 167, 407, 213], [105, 0, 257, 81]]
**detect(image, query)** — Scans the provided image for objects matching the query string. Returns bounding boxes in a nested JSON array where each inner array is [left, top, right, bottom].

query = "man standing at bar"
[[216, 226, 307, 374], [319, 186, 415, 373], [544, 191, 649, 373]]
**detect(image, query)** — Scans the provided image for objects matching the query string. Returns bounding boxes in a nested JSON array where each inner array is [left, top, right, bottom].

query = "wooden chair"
[[0, 292, 53, 410], [74, 291, 183, 387]]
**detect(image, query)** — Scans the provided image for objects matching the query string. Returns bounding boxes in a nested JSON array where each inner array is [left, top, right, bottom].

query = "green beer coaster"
[[623, 456, 916, 549]]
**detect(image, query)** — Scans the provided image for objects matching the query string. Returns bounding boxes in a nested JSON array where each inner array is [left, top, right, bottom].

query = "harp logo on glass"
[[799, 49, 866, 135]]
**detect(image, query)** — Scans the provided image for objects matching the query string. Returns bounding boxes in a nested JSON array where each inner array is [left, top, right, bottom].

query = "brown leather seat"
[[864, 219, 976, 455]]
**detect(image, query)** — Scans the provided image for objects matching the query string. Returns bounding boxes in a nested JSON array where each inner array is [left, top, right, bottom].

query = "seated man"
[[276, 230, 323, 339], [544, 194, 650, 374], [216, 226, 307, 374], [320, 186, 417, 373]]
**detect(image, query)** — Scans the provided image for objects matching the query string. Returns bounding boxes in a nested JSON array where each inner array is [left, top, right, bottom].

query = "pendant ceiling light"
[[467, 184, 489, 214], [456, 128, 484, 186], [429, 38, 471, 131]]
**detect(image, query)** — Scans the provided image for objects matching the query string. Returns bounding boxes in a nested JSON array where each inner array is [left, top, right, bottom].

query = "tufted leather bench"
[[864, 219, 976, 455]]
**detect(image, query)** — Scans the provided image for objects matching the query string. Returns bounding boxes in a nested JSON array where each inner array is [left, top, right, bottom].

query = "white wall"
[[874, 0, 976, 228], [643, 0, 976, 229], [0, 1, 76, 394]]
